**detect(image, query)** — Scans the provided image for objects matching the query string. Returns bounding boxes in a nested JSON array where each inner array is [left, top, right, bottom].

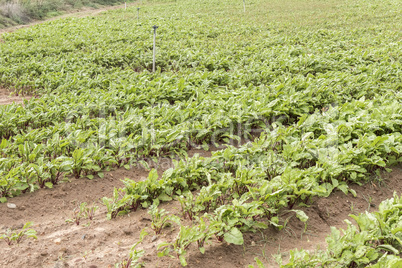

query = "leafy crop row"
[[105, 95, 402, 217], [282, 193, 402, 267], [1, 69, 399, 201]]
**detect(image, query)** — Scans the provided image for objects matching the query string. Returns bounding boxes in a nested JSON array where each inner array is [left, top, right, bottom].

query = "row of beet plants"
[[3, 80, 398, 202]]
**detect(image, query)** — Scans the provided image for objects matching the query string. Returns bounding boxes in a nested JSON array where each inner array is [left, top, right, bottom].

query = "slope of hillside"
[[0, 0, 132, 29]]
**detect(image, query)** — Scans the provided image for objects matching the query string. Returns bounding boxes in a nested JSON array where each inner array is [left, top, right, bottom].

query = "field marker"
[[125, 2, 127, 10], [243, 0, 246, 12], [153, 25, 158, 73], [137, 7, 140, 23]]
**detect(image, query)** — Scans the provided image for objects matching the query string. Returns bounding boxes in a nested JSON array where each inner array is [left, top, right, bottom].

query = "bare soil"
[[1, 158, 401, 268], [0, 87, 30, 105]]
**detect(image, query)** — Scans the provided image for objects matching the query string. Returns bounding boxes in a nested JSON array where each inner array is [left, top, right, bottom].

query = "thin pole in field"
[[152, 25, 158, 73], [125, 2, 127, 10], [137, 8, 140, 23], [243, 0, 245, 12]]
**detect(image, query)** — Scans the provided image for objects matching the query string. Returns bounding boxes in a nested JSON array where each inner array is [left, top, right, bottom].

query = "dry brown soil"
[[0, 87, 31, 105], [1, 157, 401, 268]]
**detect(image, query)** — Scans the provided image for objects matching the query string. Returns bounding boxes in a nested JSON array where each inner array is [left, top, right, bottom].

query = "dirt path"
[[0, 2, 137, 35], [1, 159, 401, 267]]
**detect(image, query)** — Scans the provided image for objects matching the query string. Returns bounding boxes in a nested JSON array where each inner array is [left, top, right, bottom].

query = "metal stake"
[[125, 2, 127, 10], [137, 8, 140, 23], [243, 0, 245, 12], [152, 25, 158, 73]]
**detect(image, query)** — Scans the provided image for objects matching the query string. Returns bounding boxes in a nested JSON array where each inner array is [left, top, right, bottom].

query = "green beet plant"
[[116, 229, 148, 268], [158, 224, 203, 267], [0, 222, 37, 246], [282, 192, 402, 267], [149, 201, 179, 235]]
